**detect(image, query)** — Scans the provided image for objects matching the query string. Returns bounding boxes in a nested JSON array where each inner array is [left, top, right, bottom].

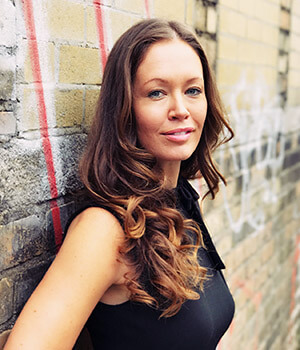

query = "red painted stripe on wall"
[[144, 0, 151, 18], [22, 0, 63, 250], [93, 0, 108, 70]]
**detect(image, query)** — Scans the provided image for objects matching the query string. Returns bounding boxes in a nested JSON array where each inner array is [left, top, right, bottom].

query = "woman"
[[5, 19, 234, 349]]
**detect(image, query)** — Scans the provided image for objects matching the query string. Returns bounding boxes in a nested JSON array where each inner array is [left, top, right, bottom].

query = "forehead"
[[136, 39, 203, 81]]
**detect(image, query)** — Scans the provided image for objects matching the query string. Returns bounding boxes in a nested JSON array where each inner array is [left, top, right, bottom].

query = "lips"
[[162, 127, 194, 142], [162, 127, 194, 136]]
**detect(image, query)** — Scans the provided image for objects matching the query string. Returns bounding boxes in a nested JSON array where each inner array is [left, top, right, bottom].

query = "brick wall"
[[204, 0, 300, 348], [0, 0, 299, 349]]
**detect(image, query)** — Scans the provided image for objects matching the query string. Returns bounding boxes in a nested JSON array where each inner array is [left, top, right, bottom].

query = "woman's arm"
[[4, 207, 126, 350]]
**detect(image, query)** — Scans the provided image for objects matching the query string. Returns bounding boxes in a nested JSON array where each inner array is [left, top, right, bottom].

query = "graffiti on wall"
[[219, 74, 285, 234], [214, 74, 300, 349]]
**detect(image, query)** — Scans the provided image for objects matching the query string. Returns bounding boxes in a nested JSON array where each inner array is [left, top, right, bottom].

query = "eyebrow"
[[143, 77, 204, 86]]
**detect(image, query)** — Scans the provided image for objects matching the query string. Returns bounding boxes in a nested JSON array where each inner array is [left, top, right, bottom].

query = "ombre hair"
[[80, 18, 233, 317]]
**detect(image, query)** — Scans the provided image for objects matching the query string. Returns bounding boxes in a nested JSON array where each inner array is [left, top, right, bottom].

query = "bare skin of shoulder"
[[4, 207, 131, 350]]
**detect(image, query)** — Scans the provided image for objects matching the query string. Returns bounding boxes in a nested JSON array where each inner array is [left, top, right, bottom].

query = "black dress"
[[85, 178, 235, 350]]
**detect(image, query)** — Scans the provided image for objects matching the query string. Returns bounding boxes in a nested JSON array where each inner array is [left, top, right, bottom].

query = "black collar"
[[176, 177, 226, 270]]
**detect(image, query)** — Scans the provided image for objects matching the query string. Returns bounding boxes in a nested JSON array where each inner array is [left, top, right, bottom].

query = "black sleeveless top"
[[78, 179, 234, 349]]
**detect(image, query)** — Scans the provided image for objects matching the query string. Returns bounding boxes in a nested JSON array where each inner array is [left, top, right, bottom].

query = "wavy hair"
[[80, 19, 233, 317]]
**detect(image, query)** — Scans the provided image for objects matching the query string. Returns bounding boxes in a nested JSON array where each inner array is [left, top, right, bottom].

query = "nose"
[[168, 93, 190, 120]]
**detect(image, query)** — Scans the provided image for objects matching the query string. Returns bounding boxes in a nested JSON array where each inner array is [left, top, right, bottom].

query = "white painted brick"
[[0, 0, 16, 47], [278, 54, 288, 73], [207, 6, 217, 34], [0, 112, 16, 135]]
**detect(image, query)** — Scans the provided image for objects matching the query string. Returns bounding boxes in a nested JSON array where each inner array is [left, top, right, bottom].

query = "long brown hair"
[[80, 19, 233, 317]]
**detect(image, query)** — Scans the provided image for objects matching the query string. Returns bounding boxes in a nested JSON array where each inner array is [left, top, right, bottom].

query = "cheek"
[[134, 110, 152, 146], [136, 120, 156, 148], [135, 115, 162, 152], [199, 98, 208, 119], [136, 117, 150, 140], [196, 106, 207, 129], [135, 107, 162, 135]]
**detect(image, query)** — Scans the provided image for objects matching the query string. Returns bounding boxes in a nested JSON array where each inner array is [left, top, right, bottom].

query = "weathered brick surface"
[[218, 34, 238, 60], [18, 86, 40, 131], [0, 140, 50, 223], [59, 45, 102, 84], [106, 8, 140, 43], [0, 279, 13, 325], [153, 0, 185, 21], [21, 40, 55, 84], [0, 70, 14, 101], [195, 0, 207, 32], [288, 5, 300, 107], [114, 0, 145, 15], [85, 88, 100, 128], [218, 8, 247, 37], [0, 215, 49, 271], [0, 1, 16, 47], [46, 0, 85, 42], [0, 113, 16, 135], [50, 134, 86, 194], [55, 89, 84, 127], [0, 135, 84, 225], [185, 0, 195, 26], [0, 1, 300, 349]]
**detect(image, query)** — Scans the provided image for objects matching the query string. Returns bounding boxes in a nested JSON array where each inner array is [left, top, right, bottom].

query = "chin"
[[160, 154, 194, 163], [177, 151, 196, 161]]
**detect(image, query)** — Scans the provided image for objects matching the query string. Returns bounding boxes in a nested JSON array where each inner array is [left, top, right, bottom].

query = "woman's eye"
[[186, 88, 201, 96], [148, 90, 164, 99]]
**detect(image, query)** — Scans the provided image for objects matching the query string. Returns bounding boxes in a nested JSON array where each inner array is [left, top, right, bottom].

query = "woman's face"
[[133, 39, 207, 174]]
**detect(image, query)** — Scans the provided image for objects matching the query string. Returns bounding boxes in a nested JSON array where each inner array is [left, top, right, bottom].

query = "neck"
[[158, 161, 181, 189]]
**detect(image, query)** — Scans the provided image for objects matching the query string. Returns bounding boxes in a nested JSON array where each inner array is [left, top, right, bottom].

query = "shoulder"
[[69, 206, 123, 236], [46, 206, 127, 310], [63, 207, 125, 269], [3, 207, 127, 349]]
